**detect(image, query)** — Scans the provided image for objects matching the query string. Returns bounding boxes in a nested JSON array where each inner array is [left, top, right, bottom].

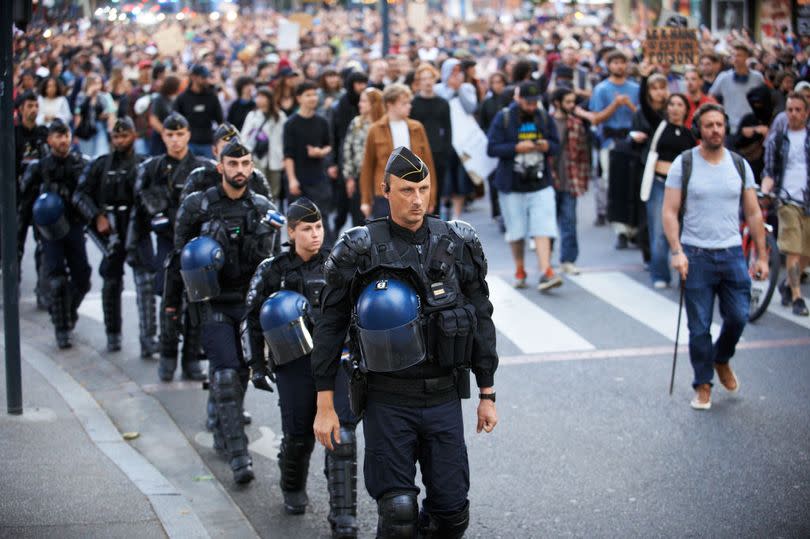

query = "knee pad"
[[377, 491, 418, 539], [330, 427, 356, 459]]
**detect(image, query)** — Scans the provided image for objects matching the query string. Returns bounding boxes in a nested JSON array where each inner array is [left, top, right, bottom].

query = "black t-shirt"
[[151, 94, 174, 124], [226, 99, 255, 131], [15, 123, 48, 179], [283, 112, 330, 185], [410, 95, 452, 158], [173, 88, 223, 145]]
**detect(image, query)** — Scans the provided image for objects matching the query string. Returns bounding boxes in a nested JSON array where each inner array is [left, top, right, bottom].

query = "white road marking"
[[568, 272, 721, 342], [488, 275, 595, 354]]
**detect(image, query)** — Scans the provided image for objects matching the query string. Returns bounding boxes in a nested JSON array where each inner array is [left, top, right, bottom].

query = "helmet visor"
[[358, 318, 426, 373], [264, 317, 314, 366], [180, 267, 221, 302]]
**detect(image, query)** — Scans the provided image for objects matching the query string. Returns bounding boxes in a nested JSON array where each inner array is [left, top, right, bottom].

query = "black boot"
[[134, 271, 158, 358], [181, 323, 206, 381], [102, 279, 123, 352], [326, 427, 358, 538], [49, 276, 72, 349], [278, 436, 314, 514], [417, 501, 469, 539], [212, 369, 254, 484], [238, 371, 252, 425], [68, 279, 89, 331]]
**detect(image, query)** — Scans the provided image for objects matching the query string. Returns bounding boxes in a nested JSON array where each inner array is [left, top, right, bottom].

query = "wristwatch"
[[479, 392, 496, 403]]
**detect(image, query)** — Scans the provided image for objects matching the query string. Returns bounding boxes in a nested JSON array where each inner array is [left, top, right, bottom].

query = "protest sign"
[[644, 27, 698, 66]]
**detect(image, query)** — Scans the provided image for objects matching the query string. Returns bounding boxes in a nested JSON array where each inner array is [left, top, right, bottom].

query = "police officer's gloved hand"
[[125, 248, 140, 268], [251, 363, 275, 393]]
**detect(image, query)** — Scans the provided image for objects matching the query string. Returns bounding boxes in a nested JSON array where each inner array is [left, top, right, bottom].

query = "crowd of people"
[[7, 2, 810, 537]]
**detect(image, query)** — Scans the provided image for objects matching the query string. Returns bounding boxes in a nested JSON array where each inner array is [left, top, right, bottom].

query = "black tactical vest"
[[276, 251, 328, 325]]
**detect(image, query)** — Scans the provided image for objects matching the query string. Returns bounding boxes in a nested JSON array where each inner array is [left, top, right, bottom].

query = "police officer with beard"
[[180, 122, 272, 202], [312, 147, 499, 538], [127, 112, 215, 380], [173, 139, 278, 484], [18, 120, 91, 349], [73, 117, 152, 353], [244, 198, 358, 538]]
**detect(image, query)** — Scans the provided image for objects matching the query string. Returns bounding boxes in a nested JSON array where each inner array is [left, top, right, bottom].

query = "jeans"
[[646, 178, 671, 284], [683, 244, 750, 388], [556, 191, 578, 264]]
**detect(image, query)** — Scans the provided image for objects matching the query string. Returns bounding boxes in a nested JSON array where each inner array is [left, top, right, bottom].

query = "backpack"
[[678, 148, 747, 225]]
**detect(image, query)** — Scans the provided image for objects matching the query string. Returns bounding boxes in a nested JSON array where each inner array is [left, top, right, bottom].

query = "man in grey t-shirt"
[[709, 44, 765, 135], [662, 103, 769, 411]]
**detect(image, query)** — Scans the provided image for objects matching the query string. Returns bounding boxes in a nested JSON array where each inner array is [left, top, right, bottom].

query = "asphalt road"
[[11, 189, 810, 538]]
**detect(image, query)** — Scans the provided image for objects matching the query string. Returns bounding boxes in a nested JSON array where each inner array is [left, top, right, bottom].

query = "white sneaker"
[[653, 281, 669, 289], [560, 263, 581, 275]]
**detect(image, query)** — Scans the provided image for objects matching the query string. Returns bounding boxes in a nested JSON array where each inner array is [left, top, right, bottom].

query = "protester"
[[762, 93, 810, 316], [73, 73, 114, 158], [226, 76, 256, 131], [663, 103, 769, 410], [36, 76, 72, 126], [683, 66, 716, 128], [173, 65, 224, 159], [709, 44, 766, 137], [148, 75, 181, 156], [359, 83, 437, 219], [241, 86, 286, 202], [487, 81, 562, 291]]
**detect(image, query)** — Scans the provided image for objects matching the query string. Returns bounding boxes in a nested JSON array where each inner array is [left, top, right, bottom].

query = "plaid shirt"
[[552, 114, 591, 197], [763, 123, 810, 196]]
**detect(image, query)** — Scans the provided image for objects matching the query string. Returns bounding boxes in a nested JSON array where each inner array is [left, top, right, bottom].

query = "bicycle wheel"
[[748, 231, 781, 322]]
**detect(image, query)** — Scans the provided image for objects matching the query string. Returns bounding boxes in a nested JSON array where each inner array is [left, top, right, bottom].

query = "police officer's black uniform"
[[13, 99, 50, 309], [18, 120, 91, 349], [173, 140, 278, 483], [312, 148, 498, 538], [126, 113, 215, 380], [244, 198, 358, 537], [182, 161, 272, 202], [73, 117, 151, 353]]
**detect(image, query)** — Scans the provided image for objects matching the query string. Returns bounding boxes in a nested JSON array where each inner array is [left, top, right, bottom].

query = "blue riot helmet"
[[355, 278, 426, 372], [180, 236, 225, 302], [260, 290, 313, 366], [33, 192, 70, 241]]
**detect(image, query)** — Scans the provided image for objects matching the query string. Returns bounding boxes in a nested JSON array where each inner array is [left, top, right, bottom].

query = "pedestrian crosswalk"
[[69, 273, 808, 358]]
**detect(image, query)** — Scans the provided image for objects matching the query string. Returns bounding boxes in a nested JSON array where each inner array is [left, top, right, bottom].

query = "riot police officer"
[[18, 119, 91, 348], [244, 198, 358, 538], [13, 91, 49, 309], [180, 122, 272, 202], [174, 139, 278, 484], [127, 112, 215, 380], [73, 117, 153, 353], [312, 147, 499, 538]]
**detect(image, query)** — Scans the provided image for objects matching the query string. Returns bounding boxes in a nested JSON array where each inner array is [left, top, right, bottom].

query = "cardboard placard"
[[407, 2, 428, 34], [277, 21, 301, 51], [644, 27, 698, 66], [153, 25, 185, 57]]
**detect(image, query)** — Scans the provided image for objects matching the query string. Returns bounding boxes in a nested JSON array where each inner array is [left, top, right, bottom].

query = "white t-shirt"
[[783, 129, 808, 202], [389, 120, 411, 150]]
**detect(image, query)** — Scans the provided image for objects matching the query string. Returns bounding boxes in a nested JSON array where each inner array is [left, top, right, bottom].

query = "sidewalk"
[[0, 347, 168, 538]]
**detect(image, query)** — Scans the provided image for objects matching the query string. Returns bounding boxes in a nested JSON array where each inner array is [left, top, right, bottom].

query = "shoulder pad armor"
[[246, 256, 276, 309], [324, 226, 370, 288], [447, 219, 479, 244], [250, 192, 275, 213]]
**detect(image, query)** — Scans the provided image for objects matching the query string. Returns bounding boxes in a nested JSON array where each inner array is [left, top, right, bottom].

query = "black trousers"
[[42, 223, 91, 288], [362, 398, 469, 515], [200, 304, 247, 375], [275, 354, 355, 439]]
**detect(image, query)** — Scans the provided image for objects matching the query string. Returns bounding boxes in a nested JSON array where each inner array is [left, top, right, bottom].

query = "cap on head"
[[48, 118, 70, 135], [384, 146, 428, 183], [219, 139, 251, 160], [794, 81, 810, 93], [163, 112, 189, 131], [286, 197, 322, 226], [190, 64, 210, 78], [112, 116, 136, 133], [518, 81, 542, 102], [214, 122, 240, 143]]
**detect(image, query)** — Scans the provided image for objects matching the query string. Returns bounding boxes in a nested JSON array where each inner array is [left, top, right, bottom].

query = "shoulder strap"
[[678, 148, 693, 225], [649, 121, 668, 153], [729, 150, 747, 204], [501, 106, 510, 130]]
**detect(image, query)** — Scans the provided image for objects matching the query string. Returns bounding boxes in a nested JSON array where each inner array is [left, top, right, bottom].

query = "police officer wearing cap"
[[173, 139, 279, 484], [73, 117, 152, 353], [18, 119, 91, 349], [180, 122, 272, 202], [244, 198, 358, 537], [126, 112, 215, 380], [313, 147, 499, 538]]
